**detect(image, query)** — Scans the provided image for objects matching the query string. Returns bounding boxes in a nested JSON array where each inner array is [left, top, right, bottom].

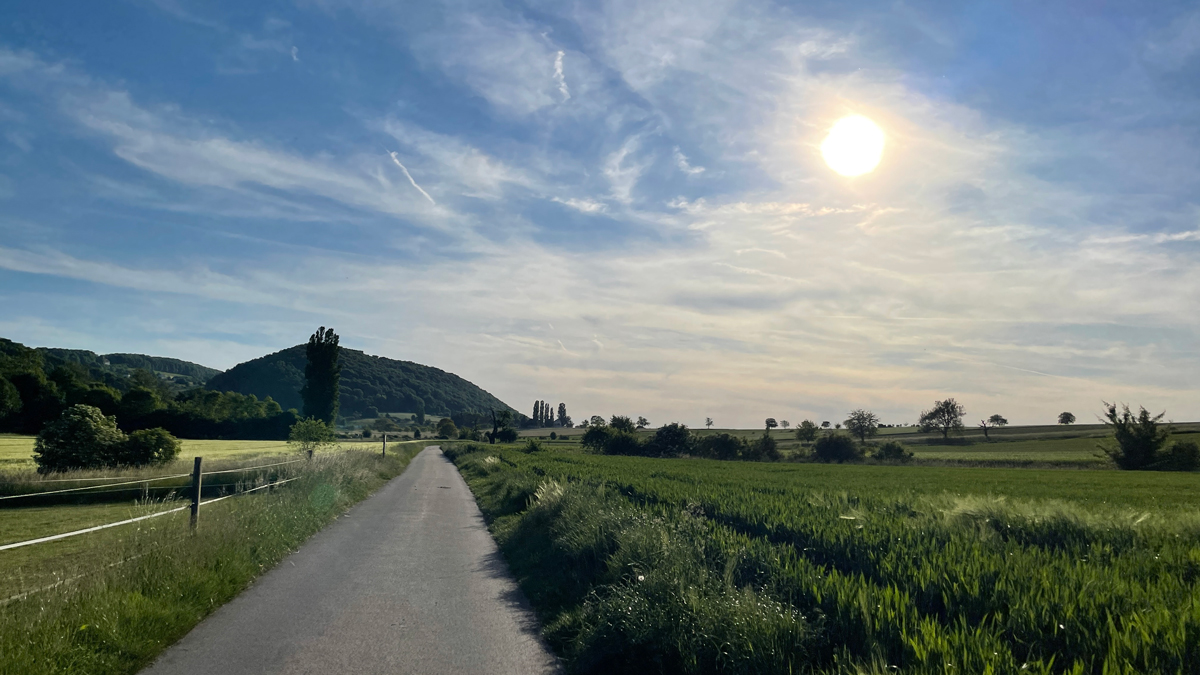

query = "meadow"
[[0, 445, 426, 675], [445, 443, 1200, 674]]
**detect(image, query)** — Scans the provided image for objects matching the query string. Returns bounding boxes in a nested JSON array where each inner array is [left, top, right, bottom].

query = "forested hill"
[[205, 345, 515, 419], [39, 348, 220, 383]]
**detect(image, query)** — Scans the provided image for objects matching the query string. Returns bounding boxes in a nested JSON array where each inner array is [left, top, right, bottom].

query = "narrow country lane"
[[141, 446, 560, 675]]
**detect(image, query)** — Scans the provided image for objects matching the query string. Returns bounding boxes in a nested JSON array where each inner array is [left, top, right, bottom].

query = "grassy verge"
[[0, 444, 427, 675], [445, 443, 1200, 674]]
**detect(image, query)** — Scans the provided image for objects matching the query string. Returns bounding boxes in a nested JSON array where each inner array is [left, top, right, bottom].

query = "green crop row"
[[445, 444, 1200, 674]]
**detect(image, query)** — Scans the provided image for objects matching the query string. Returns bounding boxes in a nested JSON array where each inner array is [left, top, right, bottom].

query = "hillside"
[[205, 345, 515, 419], [37, 347, 219, 390]]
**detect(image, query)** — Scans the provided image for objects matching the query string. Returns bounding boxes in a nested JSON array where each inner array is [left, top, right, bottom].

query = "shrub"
[[413, 428, 422, 440], [288, 418, 335, 455], [119, 427, 182, 466], [361, 428, 372, 438], [695, 433, 745, 460], [743, 432, 781, 462], [1101, 403, 1170, 470], [1155, 440, 1200, 472], [436, 417, 458, 439], [872, 440, 913, 463], [523, 438, 543, 453], [795, 420, 819, 442], [33, 404, 128, 473], [647, 422, 692, 457], [813, 433, 862, 463], [603, 431, 644, 456], [581, 425, 614, 452], [495, 427, 518, 443], [550, 431, 558, 440]]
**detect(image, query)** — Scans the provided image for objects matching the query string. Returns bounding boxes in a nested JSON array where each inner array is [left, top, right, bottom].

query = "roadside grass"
[[446, 444, 1200, 673], [0, 444, 427, 675]]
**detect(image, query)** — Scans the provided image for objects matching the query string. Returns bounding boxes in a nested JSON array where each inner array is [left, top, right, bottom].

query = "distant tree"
[[872, 440, 912, 463], [919, 398, 965, 439], [581, 424, 613, 452], [1101, 402, 1170, 470], [0, 376, 22, 420], [1058, 411, 1076, 425], [413, 428, 422, 439], [33, 405, 128, 473], [844, 409, 879, 442], [547, 405, 556, 427], [532, 400, 541, 425], [119, 387, 162, 419], [366, 406, 380, 419], [413, 400, 426, 425], [821, 421, 831, 429], [764, 418, 778, 431], [579, 418, 590, 429], [361, 428, 372, 438], [834, 423, 841, 430], [705, 417, 714, 430], [301, 327, 341, 424], [488, 409, 513, 445], [647, 423, 692, 457], [795, 420, 819, 442], [372, 416, 401, 432], [610, 415, 636, 433], [436, 417, 458, 439], [119, 428, 181, 466], [289, 418, 335, 455], [549, 431, 557, 440], [558, 403, 567, 427], [780, 420, 790, 430], [813, 433, 862, 463], [988, 414, 1008, 427], [636, 416, 649, 429], [590, 415, 606, 428]]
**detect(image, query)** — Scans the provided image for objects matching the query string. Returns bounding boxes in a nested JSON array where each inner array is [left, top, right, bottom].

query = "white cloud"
[[553, 197, 606, 213], [554, 50, 570, 101], [388, 151, 436, 205], [603, 136, 647, 204], [674, 147, 704, 175], [291, 46, 300, 61]]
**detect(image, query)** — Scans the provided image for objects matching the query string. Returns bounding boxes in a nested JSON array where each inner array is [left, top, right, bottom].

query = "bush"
[[647, 423, 692, 457], [523, 438, 543, 453], [813, 433, 862, 463], [603, 431, 644, 456], [436, 417, 458, 439], [581, 425, 614, 452], [695, 433, 745, 460], [33, 404, 128, 473], [288, 418, 335, 455], [495, 427, 518, 443], [609, 415, 636, 433], [119, 427, 182, 466], [872, 440, 913, 463], [743, 432, 781, 462], [1155, 440, 1200, 472], [1102, 403, 1170, 470], [361, 428, 372, 438], [550, 431, 557, 440]]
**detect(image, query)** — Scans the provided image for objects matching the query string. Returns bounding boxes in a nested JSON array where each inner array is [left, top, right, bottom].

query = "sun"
[[821, 115, 885, 177]]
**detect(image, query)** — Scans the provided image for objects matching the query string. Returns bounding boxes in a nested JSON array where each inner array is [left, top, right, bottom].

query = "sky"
[[1, 0, 1198, 428]]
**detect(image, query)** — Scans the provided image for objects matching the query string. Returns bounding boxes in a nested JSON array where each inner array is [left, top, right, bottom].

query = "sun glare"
[[821, 115, 885, 177]]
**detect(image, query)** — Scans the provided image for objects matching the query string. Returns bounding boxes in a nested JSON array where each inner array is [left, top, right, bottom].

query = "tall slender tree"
[[301, 327, 341, 424], [547, 406, 555, 427], [558, 402, 567, 427], [532, 400, 540, 426]]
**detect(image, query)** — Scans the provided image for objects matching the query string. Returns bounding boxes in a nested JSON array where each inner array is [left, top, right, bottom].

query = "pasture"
[[446, 443, 1200, 673]]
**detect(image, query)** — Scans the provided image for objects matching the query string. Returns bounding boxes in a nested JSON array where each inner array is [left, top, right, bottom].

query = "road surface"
[[141, 446, 560, 675]]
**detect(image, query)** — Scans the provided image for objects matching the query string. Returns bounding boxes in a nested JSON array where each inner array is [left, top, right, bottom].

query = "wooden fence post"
[[307, 449, 313, 460], [189, 456, 202, 530], [382, 433, 387, 457]]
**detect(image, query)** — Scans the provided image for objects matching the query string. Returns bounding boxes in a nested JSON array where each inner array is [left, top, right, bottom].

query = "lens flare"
[[821, 115, 885, 177]]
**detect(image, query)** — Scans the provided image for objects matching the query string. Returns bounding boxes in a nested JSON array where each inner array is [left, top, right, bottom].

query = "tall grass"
[[0, 445, 424, 675], [444, 444, 1200, 674]]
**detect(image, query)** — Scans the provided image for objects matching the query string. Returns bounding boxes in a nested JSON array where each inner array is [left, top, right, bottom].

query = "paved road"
[[142, 446, 560, 675]]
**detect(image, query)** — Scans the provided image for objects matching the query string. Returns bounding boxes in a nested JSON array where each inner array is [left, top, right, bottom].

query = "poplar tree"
[[558, 402, 567, 425], [301, 327, 341, 425]]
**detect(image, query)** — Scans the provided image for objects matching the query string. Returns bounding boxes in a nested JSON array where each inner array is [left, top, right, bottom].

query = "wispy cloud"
[[554, 50, 570, 101]]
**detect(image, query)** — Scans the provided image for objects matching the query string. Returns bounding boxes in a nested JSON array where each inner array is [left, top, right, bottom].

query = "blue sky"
[[1, 0, 1198, 426]]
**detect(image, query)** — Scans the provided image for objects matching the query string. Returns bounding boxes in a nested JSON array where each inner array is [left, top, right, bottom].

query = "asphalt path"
[[141, 446, 560, 675]]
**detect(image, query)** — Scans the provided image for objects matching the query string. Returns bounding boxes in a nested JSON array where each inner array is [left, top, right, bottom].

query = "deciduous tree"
[[1058, 411, 1076, 425], [919, 398, 965, 439], [795, 420, 819, 442], [844, 409, 879, 442], [636, 416, 649, 429], [705, 417, 713, 430], [1101, 403, 1169, 470]]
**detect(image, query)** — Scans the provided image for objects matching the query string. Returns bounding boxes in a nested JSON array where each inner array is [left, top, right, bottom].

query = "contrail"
[[388, 151, 436, 205]]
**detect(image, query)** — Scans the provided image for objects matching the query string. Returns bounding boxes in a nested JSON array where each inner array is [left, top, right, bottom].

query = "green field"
[[0, 434, 401, 472], [446, 443, 1200, 674]]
